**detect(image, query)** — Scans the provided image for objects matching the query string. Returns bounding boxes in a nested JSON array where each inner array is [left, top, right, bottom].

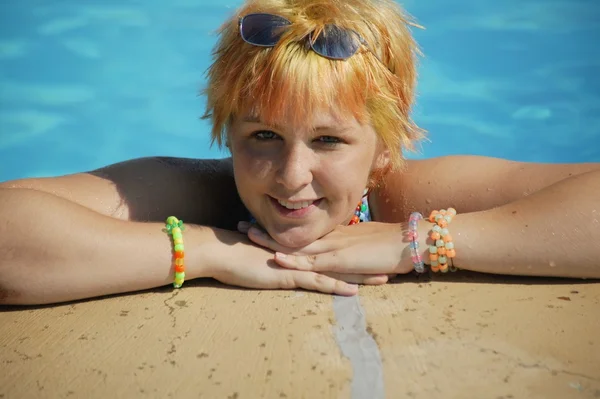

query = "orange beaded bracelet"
[[427, 208, 458, 273]]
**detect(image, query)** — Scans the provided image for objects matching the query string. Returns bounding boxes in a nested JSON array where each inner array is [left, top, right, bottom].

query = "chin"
[[269, 227, 323, 249]]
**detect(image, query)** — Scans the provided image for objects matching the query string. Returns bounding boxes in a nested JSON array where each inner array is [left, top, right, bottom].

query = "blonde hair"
[[203, 0, 425, 170]]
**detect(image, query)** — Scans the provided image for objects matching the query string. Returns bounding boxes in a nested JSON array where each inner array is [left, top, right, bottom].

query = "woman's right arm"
[[0, 186, 216, 304], [0, 157, 225, 305], [0, 157, 362, 305]]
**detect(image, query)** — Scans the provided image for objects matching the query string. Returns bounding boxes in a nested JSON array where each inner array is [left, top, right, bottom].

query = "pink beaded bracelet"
[[408, 212, 426, 273]]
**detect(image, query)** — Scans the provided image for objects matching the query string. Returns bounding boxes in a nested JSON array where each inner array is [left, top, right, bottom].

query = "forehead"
[[235, 106, 368, 132]]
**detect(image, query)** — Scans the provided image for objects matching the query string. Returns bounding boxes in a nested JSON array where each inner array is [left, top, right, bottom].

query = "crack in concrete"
[[162, 290, 180, 328], [475, 344, 600, 384], [517, 362, 600, 383]]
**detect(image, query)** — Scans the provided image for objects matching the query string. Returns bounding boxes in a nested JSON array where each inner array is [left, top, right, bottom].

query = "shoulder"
[[370, 155, 600, 222], [90, 156, 244, 228], [2, 156, 245, 229], [93, 156, 234, 178]]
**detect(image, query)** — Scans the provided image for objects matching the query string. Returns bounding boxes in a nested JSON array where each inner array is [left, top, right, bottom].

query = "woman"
[[0, 0, 598, 305]]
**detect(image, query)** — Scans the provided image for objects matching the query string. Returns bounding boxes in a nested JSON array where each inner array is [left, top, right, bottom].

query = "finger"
[[274, 242, 399, 274], [274, 250, 356, 273], [286, 270, 359, 296], [323, 272, 389, 285], [237, 221, 251, 234], [246, 227, 290, 252]]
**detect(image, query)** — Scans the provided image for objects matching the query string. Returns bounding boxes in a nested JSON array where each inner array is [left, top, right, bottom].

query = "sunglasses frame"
[[238, 13, 388, 68]]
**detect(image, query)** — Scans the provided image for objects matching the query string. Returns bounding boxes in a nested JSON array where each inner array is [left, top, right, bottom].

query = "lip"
[[269, 196, 323, 219]]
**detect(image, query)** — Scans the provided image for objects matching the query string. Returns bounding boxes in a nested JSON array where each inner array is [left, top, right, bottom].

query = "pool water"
[[1, 0, 598, 182]]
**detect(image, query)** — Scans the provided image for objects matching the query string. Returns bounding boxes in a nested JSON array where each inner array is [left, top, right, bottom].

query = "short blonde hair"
[[203, 0, 425, 169]]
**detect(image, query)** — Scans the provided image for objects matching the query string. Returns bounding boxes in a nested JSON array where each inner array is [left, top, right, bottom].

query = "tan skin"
[[1, 147, 598, 306], [374, 155, 600, 219]]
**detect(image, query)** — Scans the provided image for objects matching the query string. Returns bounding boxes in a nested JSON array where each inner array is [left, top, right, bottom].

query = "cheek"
[[317, 151, 374, 191], [232, 143, 263, 176], [231, 149, 274, 202]]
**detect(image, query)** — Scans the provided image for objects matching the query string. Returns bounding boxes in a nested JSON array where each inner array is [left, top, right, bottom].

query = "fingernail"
[[249, 226, 265, 236], [276, 252, 287, 259], [346, 284, 359, 295], [238, 221, 250, 232]]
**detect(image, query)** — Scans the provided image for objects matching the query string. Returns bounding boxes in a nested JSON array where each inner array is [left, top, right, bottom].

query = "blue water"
[[1, 1, 599, 182]]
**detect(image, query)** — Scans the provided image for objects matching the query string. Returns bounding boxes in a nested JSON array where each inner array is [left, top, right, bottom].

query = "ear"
[[374, 148, 391, 170], [367, 148, 392, 190]]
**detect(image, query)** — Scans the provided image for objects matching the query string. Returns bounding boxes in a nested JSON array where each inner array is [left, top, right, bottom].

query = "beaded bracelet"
[[165, 216, 186, 288], [427, 208, 458, 273], [407, 212, 426, 273]]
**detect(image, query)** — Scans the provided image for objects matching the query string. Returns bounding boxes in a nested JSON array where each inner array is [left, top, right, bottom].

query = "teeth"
[[278, 199, 314, 210]]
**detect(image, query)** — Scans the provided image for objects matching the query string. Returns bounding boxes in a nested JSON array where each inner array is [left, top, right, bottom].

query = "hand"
[[204, 229, 391, 297], [238, 221, 417, 275]]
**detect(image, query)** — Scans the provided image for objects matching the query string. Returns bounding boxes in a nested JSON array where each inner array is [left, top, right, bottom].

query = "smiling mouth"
[[269, 196, 323, 217], [277, 199, 317, 210]]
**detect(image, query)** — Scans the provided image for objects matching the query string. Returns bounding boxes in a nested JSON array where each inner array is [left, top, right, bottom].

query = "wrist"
[[186, 225, 219, 279]]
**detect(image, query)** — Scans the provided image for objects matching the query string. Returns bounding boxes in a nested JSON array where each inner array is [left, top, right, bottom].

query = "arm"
[[372, 155, 600, 220], [0, 157, 233, 304], [380, 156, 600, 277], [259, 159, 599, 279], [0, 188, 361, 305], [0, 157, 362, 305], [419, 169, 600, 278], [0, 187, 211, 304]]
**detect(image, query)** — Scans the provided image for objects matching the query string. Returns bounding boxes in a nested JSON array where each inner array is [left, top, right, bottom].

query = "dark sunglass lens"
[[311, 25, 359, 60], [241, 14, 291, 46]]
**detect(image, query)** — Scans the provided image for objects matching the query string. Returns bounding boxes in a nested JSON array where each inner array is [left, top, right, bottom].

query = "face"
[[228, 109, 388, 248]]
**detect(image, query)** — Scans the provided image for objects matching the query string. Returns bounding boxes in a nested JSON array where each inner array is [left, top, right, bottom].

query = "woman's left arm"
[[371, 156, 600, 277], [371, 155, 600, 221], [430, 168, 600, 278], [247, 157, 600, 279]]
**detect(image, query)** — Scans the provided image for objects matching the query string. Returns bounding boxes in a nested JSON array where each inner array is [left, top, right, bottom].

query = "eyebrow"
[[242, 116, 262, 123], [242, 116, 350, 132]]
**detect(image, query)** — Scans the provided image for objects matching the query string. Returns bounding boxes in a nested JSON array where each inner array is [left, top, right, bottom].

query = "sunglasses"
[[238, 13, 387, 67]]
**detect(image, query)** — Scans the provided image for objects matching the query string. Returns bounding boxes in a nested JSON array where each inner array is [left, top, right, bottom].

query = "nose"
[[274, 143, 314, 191]]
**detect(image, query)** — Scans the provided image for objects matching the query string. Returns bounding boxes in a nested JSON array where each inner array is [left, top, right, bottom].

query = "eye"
[[317, 136, 343, 146], [251, 130, 280, 141]]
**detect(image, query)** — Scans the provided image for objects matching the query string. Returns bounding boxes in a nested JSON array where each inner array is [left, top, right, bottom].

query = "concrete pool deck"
[[1, 273, 599, 398]]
